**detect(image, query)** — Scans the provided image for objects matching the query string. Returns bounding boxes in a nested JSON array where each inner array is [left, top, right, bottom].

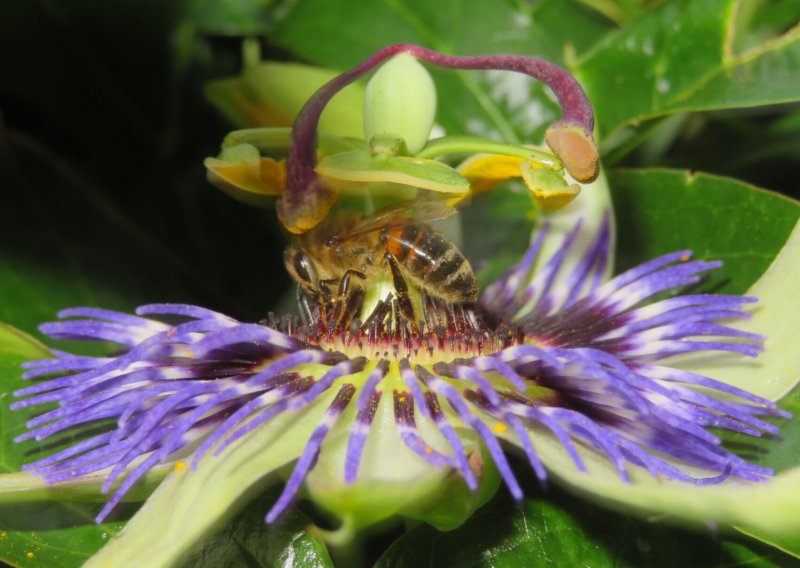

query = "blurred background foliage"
[[1, 0, 800, 566]]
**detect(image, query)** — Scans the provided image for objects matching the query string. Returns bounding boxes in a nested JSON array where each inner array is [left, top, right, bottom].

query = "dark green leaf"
[[376, 487, 799, 568], [577, 0, 800, 140], [716, 352, 800, 477], [609, 168, 800, 294], [190, 0, 276, 36], [180, 487, 333, 568]]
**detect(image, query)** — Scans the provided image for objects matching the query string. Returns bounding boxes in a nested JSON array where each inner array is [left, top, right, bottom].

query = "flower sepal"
[[80, 390, 336, 568], [0, 463, 170, 505]]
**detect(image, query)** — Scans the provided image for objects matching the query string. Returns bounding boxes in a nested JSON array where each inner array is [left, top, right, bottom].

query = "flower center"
[[265, 290, 523, 364]]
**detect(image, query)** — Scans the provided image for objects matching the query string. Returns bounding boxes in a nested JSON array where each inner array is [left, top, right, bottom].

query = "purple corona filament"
[[12, 217, 789, 525]]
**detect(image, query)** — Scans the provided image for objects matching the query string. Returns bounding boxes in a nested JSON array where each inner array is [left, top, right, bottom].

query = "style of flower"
[[204, 44, 601, 234], [13, 216, 786, 529]]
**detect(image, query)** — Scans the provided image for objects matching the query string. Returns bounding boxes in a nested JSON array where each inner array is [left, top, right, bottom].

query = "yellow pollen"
[[493, 423, 508, 434], [26, 552, 35, 559], [424, 446, 433, 455], [679, 254, 690, 262], [174, 461, 186, 472]]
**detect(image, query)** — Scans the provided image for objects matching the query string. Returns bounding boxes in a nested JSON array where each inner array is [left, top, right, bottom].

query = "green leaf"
[[272, 0, 613, 144], [180, 486, 333, 568], [576, 0, 800, 140], [610, 168, 800, 294], [376, 486, 798, 568]]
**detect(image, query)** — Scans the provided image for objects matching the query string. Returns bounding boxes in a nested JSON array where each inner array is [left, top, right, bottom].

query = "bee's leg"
[[313, 280, 337, 325], [338, 270, 367, 297], [384, 253, 419, 332], [297, 288, 319, 325], [332, 270, 366, 328], [318, 280, 336, 301]]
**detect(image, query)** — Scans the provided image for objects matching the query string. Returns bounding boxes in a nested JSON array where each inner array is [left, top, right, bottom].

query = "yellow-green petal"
[[519, 161, 581, 211], [204, 143, 284, 207], [495, 211, 800, 554], [457, 154, 529, 194]]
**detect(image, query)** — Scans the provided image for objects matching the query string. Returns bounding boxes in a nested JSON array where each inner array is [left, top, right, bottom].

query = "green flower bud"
[[364, 53, 437, 155]]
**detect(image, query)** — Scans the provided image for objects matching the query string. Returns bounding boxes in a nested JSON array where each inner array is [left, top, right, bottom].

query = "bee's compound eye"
[[283, 247, 316, 287], [296, 254, 316, 285]]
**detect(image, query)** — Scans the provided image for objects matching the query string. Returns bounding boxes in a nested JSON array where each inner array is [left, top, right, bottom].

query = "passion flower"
[[8, 45, 790, 566], [14, 217, 784, 530]]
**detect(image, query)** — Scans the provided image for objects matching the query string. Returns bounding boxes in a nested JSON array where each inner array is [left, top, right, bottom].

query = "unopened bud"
[[364, 53, 437, 155]]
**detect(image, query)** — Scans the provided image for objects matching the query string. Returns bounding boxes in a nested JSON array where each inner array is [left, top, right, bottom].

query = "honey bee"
[[284, 200, 478, 329]]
